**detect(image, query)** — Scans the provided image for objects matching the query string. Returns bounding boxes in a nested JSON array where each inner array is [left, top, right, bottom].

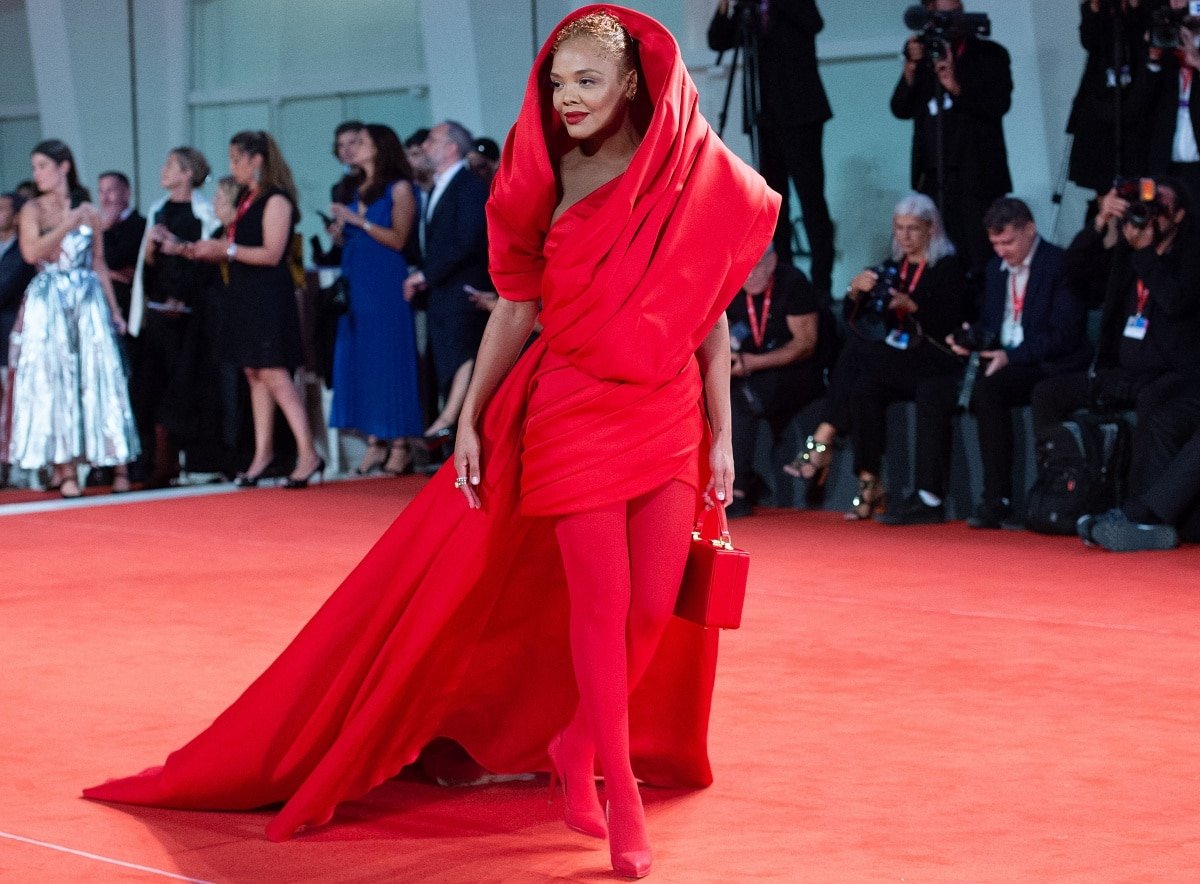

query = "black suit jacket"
[[1134, 54, 1200, 176], [890, 36, 1013, 198], [0, 238, 36, 312], [980, 240, 1090, 373], [707, 0, 832, 127], [421, 164, 491, 314], [103, 210, 146, 318]]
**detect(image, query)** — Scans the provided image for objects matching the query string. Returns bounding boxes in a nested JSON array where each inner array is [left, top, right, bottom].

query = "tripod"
[[716, 0, 763, 169]]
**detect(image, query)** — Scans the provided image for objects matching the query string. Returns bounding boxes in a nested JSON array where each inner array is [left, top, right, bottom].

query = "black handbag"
[[318, 275, 351, 317]]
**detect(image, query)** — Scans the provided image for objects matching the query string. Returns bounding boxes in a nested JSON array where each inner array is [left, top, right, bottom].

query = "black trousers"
[[916, 364, 1049, 502], [918, 172, 996, 284], [1126, 382, 1200, 539], [761, 121, 835, 296], [849, 342, 962, 479], [731, 368, 824, 498]]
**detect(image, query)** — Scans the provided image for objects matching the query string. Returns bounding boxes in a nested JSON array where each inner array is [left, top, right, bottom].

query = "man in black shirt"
[[891, 0, 1012, 281], [98, 171, 146, 324], [726, 246, 823, 517], [708, 0, 836, 297]]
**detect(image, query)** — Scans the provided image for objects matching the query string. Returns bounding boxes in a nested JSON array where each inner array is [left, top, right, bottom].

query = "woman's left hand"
[[705, 435, 735, 508], [329, 203, 364, 228], [111, 313, 127, 336]]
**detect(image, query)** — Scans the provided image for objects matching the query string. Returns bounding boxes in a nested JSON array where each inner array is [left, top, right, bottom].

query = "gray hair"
[[890, 192, 956, 265], [441, 120, 475, 160]]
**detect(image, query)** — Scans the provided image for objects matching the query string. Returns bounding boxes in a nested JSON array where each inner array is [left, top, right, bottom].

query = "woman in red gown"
[[85, 5, 778, 878]]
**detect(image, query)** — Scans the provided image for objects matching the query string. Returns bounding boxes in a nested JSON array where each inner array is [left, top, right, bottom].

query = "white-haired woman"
[[785, 192, 972, 518]]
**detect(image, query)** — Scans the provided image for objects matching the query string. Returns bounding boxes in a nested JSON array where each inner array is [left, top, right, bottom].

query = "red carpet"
[[2, 478, 1198, 881]]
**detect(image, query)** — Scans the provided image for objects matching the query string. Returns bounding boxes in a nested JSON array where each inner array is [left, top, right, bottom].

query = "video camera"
[[1114, 177, 1164, 230], [1149, 1, 1200, 51], [903, 5, 991, 60]]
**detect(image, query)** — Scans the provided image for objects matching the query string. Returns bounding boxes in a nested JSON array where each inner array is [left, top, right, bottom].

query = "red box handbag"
[[674, 505, 749, 629]]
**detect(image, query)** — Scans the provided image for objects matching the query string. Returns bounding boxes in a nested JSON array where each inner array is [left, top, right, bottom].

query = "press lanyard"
[[228, 187, 258, 242], [900, 258, 926, 294], [1181, 68, 1194, 109], [746, 277, 774, 350], [1010, 267, 1029, 324], [1135, 279, 1150, 317]]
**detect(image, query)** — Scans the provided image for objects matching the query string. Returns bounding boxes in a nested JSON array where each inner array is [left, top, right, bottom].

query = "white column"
[[131, 0, 188, 207], [418, 0, 485, 134], [24, 0, 84, 152]]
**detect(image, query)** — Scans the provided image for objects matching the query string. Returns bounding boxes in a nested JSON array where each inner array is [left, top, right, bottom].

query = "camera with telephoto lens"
[[903, 4, 991, 61], [1114, 177, 1163, 229], [1149, 2, 1200, 51], [951, 323, 999, 352]]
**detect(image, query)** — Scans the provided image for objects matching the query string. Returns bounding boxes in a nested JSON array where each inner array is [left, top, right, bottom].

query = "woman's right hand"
[[849, 270, 878, 296], [453, 421, 483, 509]]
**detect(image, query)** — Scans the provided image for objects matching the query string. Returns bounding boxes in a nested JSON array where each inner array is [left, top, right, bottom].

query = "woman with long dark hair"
[[86, 7, 777, 878], [185, 130, 322, 488], [327, 123, 423, 476], [3, 139, 139, 496]]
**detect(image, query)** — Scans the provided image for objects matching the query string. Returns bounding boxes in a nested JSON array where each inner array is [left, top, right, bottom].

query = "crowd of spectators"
[[3, 0, 1200, 553]]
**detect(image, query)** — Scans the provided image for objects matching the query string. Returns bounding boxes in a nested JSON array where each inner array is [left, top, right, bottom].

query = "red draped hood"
[[487, 4, 781, 385]]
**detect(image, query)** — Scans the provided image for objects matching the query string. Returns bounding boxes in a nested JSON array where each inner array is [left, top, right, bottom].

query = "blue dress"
[[330, 185, 424, 439]]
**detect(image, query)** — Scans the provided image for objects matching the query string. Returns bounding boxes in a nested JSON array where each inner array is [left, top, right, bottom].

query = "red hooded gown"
[[84, 4, 780, 842]]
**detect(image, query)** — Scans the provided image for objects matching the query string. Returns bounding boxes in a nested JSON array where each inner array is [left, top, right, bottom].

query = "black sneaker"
[[967, 499, 1012, 530], [1089, 509, 1178, 552], [876, 493, 944, 526]]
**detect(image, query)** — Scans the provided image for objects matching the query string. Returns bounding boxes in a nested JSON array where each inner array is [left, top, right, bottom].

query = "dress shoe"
[[876, 493, 944, 526], [1087, 508, 1178, 552], [966, 498, 1011, 530]]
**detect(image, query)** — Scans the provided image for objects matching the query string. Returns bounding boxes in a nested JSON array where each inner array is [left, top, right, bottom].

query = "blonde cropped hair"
[[552, 10, 636, 72]]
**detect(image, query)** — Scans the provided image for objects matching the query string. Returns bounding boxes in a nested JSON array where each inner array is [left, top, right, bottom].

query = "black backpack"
[[1025, 412, 1132, 535]]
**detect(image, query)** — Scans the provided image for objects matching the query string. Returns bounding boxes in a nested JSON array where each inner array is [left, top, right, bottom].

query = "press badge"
[[885, 329, 910, 350], [1124, 315, 1148, 340]]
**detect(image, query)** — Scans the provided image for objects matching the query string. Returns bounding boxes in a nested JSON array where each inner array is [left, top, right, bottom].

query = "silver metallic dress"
[[3, 225, 139, 469]]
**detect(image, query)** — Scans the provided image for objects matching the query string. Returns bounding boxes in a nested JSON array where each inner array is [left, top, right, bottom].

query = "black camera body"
[[1114, 177, 1163, 229], [1149, 3, 1200, 51], [864, 261, 903, 318], [952, 323, 999, 352], [903, 5, 991, 60]]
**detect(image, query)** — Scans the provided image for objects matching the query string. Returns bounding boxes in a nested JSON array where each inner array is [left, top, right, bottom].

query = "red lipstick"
[[563, 112, 587, 125]]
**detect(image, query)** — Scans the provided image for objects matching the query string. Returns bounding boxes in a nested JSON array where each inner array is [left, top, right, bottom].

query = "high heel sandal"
[[383, 441, 414, 476], [354, 440, 388, 476], [58, 478, 83, 499], [234, 463, 272, 488], [784, 434, 832, 482], [847, 477, 886, 521], [606, 799, 652, 879], [546, 731, 606, 839], [284, 457, 326, 489]]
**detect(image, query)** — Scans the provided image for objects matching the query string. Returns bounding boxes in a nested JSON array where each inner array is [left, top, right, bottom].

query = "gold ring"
[[454, 476, 468, 488]]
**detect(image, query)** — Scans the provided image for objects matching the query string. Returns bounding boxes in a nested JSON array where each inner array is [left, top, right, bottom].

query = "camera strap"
[[745, 276, 773, 350]]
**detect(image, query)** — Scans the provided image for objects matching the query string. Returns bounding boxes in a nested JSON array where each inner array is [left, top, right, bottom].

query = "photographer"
[[726, 245, 823, 518], [1035, 177, 1200, 475], [708, 0, 836, 296], [1134, 0, 1200, 202], [886, 199, 1091, 528], [891, 0, 1012, 282], [1066, 0, 1157, 196], [784, 193, 971, 520]]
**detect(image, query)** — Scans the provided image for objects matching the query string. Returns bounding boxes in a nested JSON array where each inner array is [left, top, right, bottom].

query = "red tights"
[[553, 479, 695, 812]]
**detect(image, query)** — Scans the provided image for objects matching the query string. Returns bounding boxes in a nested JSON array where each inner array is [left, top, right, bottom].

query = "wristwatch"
[[226, 242, 238, 261], [362, 220, 373, 232]]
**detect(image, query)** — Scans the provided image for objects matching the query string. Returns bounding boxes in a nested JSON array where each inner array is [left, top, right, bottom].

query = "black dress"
[[223, 188, 302, 370]]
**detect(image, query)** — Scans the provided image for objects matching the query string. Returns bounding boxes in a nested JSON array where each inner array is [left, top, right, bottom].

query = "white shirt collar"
[[1002, 236, 1040, 276], [119, 205, 134, 222], [427, 159, 467, 216]]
